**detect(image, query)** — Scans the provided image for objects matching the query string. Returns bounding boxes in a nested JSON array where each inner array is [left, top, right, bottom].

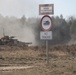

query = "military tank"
[[0, 35, 32, 47]]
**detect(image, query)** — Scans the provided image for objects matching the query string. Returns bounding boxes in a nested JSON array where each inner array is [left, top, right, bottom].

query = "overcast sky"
[[0, 0, 76, 18]]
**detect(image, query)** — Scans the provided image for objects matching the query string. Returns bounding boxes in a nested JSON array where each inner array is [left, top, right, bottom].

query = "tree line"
[[0, 14, 76, 45]]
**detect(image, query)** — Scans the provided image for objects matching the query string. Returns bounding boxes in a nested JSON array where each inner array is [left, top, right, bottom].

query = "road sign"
[[40, 15, 52, 31], [39, 4, 54, 15], [39, 4, 54, 65], [40, 31, 52, 40]]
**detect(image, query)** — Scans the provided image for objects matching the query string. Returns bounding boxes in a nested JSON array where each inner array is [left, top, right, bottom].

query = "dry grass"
[[0, 49, 40, 58], [0, 45, 76, 75]]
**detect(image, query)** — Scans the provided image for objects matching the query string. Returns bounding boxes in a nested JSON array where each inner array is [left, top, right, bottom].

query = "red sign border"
[[40, 15, 52, 31]]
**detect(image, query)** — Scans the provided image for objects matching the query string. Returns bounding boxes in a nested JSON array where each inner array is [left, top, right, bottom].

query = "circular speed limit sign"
[[40, 15, 52, 31]]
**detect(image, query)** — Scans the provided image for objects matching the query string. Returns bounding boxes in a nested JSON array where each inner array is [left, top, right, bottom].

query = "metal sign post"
[[46, 40, 49, 64], [39, 4, 54, 65]]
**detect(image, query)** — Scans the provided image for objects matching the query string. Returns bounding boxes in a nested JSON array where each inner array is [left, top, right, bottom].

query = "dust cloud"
[[0, 15, 36, 45]]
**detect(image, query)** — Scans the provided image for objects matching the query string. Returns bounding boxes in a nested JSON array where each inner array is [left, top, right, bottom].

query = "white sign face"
[[41, 15, 52, 31], [40, 31, 52, 40], [39, 4, 54, 15]]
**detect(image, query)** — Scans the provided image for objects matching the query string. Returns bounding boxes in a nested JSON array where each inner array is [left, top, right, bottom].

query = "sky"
[[0, 0, 76, 19]]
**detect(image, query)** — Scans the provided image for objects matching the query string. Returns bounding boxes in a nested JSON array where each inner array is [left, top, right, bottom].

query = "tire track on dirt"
[[0, 66, 34, 71]]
